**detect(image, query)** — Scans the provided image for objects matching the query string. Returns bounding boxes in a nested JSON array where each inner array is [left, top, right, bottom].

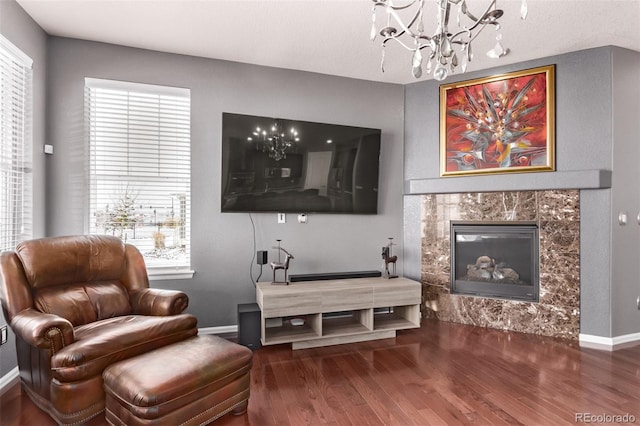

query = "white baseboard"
[[198, 325, 238, 335], [0, 367, 19, 397], [579, 332, 640, 351]]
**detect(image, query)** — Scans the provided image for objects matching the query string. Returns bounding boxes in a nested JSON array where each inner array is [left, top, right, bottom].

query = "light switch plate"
[[277, 213, 286, 224]]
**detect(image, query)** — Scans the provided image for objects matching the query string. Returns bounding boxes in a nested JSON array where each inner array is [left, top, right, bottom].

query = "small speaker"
[[237, 303, 262, 350], [256, 250, 268, 265]]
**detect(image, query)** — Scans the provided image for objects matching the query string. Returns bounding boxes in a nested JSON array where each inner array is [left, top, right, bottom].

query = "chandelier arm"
[[382, 36, 419, 52], [460, 0, 497, 24], [383, 30, 434, 45], [402, 0, 426, 32], [449, 21, 493, 43], [456, 19, 495, 40], [385, 5, 423, 38], [448, 3, 500, 46], [372, 0, 421, 12]]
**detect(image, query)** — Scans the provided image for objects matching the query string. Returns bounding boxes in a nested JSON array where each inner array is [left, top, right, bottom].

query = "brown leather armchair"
[[0, 235, 198, 425]]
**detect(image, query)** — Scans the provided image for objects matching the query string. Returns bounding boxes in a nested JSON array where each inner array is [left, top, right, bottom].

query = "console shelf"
[[323, 312, 370, 337], [374, 311, 417, 331], [264, 323, 319, 345], [256, 277, 421, 349]]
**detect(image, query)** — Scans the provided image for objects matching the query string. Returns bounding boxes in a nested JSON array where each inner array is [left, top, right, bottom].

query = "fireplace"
[[421, 191, 579, 339], [450, 222, 539, 302]]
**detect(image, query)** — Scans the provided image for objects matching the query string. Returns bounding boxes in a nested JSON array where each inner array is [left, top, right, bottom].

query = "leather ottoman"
[[103, 335, 252, 426]]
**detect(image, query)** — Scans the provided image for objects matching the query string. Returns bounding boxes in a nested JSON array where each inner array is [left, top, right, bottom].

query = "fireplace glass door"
[[450, 222, 539, 302]]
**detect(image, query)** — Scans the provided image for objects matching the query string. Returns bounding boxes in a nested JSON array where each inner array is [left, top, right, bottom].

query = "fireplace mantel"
[[406, 169, 610, 195]]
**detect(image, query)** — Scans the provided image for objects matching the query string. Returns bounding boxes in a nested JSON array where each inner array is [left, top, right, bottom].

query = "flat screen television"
[[221, 113, 381, 214]]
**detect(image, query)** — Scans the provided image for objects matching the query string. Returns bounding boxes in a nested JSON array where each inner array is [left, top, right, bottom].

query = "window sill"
[[148, 269, 195, 281]]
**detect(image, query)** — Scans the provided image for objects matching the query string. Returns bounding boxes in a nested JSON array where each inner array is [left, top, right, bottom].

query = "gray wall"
[[404, 46, 640, 339], [611, 48, 640, 337], [45, 37, 405, 330], [0, 0, 47, 377]]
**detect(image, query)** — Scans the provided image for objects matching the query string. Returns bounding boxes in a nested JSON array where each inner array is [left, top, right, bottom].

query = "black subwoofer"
[[237, 303, 262, 350]]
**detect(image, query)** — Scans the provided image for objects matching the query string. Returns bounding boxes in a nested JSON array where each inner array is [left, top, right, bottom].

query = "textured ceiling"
[[15, 0, 640, 85]]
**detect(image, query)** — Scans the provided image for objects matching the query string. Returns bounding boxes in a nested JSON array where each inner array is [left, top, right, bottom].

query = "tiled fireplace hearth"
[[421, 190, 580, 339]]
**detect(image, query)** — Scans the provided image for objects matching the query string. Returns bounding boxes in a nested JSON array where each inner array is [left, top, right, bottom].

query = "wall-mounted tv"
[[221, 113, 381, 214]]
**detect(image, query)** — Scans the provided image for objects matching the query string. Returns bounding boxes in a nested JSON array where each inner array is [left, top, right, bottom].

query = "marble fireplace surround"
[[421, 190, 580, 339]]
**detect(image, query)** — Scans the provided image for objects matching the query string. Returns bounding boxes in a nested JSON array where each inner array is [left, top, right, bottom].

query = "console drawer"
[[322, 287, 373, 312], [259, 289, 321, 317], [373, 282, 421, 307]]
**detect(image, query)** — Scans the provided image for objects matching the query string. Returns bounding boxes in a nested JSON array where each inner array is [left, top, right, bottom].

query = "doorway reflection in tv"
[[221, 113, 381, 214]]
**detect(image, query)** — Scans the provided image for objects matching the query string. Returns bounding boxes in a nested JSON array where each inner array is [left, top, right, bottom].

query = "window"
[[0, 35, 32, 252], [85, 78, 192, 278]]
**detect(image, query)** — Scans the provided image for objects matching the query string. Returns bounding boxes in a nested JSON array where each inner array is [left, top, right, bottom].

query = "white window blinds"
[[85, 78, 191, 273], [0, 35, 33, 252]]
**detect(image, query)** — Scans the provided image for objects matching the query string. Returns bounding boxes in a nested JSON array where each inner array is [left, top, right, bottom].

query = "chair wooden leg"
[[232, 400, 248, 416]]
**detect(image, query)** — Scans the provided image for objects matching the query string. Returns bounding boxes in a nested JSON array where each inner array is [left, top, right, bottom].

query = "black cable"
[[249, 213, 257, 288], [257, 264, 263, 283]]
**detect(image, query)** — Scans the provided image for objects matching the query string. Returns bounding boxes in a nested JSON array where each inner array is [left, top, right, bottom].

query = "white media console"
[[256, 276, 421, 349]]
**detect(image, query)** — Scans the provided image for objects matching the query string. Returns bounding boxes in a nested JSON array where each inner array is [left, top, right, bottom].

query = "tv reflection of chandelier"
[[247, 121, 300, 161]]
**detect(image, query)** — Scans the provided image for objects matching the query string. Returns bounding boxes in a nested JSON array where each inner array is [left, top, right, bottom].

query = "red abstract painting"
[[440, 65, 555, 176]]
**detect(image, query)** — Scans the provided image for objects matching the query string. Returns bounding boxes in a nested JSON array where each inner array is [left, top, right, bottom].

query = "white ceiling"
[[15, 0, 640, 85]]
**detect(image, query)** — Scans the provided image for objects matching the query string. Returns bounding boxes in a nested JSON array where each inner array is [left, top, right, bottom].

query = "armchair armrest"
[[130, 288, 189, 316], [10, 308, 74, 354]]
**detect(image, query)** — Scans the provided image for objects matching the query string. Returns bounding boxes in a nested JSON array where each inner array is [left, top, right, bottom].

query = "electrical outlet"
[[1, 325, 7, 345], [637, 296, 640, 310]]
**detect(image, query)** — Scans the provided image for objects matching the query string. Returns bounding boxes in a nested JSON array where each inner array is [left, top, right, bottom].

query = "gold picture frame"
[[440, 65, 555, 177]]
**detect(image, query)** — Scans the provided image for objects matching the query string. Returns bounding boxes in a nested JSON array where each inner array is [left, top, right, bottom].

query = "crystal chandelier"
[[370, 0, 528, 80], [248, 121, 300, 161]]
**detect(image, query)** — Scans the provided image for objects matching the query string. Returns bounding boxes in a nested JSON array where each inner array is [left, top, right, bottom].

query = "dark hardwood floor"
[[1, 319, 639, 425]]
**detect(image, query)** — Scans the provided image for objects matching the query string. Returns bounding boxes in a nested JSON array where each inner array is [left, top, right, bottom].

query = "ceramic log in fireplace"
[[450, 222, 539, 302]]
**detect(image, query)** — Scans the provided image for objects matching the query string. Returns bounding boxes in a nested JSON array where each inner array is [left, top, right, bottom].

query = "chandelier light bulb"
[[370, 0, 527, 80]]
